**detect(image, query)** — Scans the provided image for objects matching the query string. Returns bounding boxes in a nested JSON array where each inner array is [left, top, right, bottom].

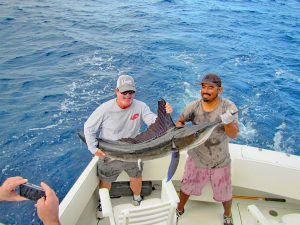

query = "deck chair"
[[99, 178, 179, 225], [247, 205, 300, 225]]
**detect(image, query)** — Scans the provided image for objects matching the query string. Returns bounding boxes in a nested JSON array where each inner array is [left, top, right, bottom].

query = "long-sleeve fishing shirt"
[[84, 99, 157, 154]]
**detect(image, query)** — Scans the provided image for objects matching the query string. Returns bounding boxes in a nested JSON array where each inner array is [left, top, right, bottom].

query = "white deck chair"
[[99, 178, 179, 225], [247, 205, 300, 225]]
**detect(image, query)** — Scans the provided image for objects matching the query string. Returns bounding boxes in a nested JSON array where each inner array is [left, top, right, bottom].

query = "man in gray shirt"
[[176, 73, 239, 225], [84, 74, 172, 219]]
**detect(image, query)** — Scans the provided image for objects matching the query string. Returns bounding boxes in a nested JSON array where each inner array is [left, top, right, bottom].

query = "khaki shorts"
[[181, 156, 232, 202], [97, 157, 143, 182]]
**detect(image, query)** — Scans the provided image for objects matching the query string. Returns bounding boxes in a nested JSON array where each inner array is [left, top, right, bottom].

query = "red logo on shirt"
[[130, 113, 139, 120]]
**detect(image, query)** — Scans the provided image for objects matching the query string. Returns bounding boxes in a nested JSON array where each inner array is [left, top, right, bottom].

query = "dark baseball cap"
[[200, 73, 222, 87]]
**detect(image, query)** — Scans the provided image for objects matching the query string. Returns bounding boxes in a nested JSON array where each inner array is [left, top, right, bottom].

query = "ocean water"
[[0, 0, 299, 224]]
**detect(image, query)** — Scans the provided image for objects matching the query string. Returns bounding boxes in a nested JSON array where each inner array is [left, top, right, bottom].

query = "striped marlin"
[[78, 99, 231, 181]]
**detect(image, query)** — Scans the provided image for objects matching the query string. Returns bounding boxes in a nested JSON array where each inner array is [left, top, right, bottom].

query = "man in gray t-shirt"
[[176, 73, 239, 225], [84, 74, 172, 219]]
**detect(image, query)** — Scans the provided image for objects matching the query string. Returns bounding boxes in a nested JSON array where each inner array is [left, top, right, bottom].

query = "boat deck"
[[89, 188, 300, 225]]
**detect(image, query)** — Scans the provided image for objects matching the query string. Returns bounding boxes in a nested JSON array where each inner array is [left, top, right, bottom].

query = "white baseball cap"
[[116, 75, 136, 92]]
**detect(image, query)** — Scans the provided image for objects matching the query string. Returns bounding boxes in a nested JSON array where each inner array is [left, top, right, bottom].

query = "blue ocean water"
[[0, 0, 299, 224]]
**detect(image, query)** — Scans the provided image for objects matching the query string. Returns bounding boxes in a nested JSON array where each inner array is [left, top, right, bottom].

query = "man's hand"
[[0, 176, 28, 201], [220, 110, 235, 125], [165, 102, 173, 114], [95, 148, 106, 157], [176, 114, 185, 127], [36, 182, 60, 225]]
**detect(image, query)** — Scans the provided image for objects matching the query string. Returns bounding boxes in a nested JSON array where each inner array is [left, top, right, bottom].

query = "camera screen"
[[19, 183, 45, 201]]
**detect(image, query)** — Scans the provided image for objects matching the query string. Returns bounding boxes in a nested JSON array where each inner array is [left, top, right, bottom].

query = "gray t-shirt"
[[84, 99, 157, 154], [181, 97, 238, 168]]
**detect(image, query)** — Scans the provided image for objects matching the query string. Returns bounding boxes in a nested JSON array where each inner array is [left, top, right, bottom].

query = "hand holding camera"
[[0, 176, 60, 225], [19, 182, 46, 201]]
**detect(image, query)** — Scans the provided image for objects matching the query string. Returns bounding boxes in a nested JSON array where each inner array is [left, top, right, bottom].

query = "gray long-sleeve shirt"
[[84, 99, 157, 154]]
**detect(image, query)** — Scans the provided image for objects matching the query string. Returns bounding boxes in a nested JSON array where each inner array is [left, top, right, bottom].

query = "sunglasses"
[[120, 90, 135, 95]]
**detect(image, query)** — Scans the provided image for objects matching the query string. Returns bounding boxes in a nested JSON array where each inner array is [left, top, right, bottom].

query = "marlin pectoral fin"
[[167, 149, 180, 182]]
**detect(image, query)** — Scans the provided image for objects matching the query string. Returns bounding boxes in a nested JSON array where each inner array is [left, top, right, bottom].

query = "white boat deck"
[[84, 187, 300, 225]]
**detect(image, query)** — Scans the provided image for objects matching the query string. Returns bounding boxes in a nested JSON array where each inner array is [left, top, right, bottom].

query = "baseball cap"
[[116, 75, 136, 92], [200, 73, 222, 87]]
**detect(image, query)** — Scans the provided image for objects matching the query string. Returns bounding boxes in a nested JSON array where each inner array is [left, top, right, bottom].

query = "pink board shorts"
[[181, 156, 232, 202]]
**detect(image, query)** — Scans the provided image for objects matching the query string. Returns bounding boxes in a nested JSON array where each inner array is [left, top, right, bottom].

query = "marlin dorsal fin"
[[119, 98, 175, 144]]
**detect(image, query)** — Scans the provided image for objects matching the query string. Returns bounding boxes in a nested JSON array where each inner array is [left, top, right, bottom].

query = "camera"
[[19, 182, 45, 201]]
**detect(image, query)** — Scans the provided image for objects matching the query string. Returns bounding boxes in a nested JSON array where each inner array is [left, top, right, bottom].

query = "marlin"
[[78, 99, 238, 181]]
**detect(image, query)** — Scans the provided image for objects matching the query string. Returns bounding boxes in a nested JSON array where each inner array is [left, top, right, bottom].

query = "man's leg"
[[177, 190, 190, 212], [223, 199, 233, 225], [100, 180, 112, 190], [97, 160, 119, 191], [124, 161, 143, 206], [211, 166, 233, 225], [129, 176, 142, 196], [222, 199, 232, 217], [96, 159, 121, 219], [177, 156, 209, 216]]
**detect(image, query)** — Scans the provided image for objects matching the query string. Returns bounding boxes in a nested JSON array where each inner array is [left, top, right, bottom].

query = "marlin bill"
[[78, 99, 227, 181]]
